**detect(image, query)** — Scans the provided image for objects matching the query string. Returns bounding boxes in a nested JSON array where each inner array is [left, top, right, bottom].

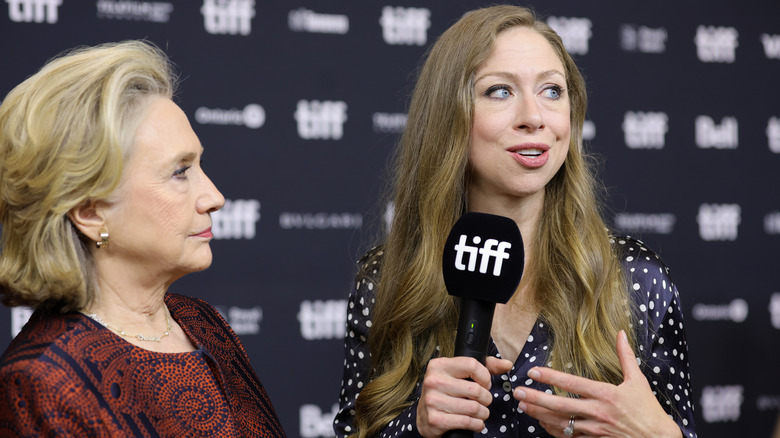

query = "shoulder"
[[611, 235, 675, 284]]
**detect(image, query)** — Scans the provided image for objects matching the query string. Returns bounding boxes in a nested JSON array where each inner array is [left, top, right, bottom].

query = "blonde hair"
[[353, 6, 635, 437], [0, 40, 175, 312]]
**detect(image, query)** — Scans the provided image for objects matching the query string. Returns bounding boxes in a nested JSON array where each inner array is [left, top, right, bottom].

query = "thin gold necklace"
[[83, 310, 172, 342]]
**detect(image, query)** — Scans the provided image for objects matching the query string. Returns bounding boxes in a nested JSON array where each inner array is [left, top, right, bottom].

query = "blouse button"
[[502, 381, 512, 393]]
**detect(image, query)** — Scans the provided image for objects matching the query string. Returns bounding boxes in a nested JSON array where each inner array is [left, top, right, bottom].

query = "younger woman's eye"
[[485, 85, 512, 99], [543, 85, 564, 99]]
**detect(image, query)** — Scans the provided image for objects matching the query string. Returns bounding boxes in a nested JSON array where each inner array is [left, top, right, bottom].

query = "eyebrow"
[[171, 146, 204, 165], [474, 69, 566, 84]]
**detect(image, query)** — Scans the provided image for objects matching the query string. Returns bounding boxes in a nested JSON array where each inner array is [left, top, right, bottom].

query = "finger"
[[428, 357, 492, 388], [615, 329, 642, 382], [485, 356, 513, 375], [423, 369, 493, 407], [421, 408, 487, 435], [515, 386, 584, 417], [525, 367, 607, 400]]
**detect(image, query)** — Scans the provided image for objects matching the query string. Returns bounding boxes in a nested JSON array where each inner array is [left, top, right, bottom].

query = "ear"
[[67, 200, 107, 244]]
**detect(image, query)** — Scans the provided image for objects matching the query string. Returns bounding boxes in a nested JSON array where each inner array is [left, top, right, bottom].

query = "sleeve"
[[617, 237, 698, 438], [334, 249, 424, 438], [0, 360, 95, 437]]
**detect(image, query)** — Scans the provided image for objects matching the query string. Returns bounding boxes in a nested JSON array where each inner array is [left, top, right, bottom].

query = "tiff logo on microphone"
[[453, 235, 512, 276]]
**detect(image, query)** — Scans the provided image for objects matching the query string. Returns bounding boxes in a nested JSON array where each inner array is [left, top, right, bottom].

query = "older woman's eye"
[[485, 85, 512, 99], [173, 165, 191, 178]]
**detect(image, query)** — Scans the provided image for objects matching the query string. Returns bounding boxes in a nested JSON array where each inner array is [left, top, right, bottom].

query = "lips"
[[192, 227, 213, 238], [507, 143, 550, 168]]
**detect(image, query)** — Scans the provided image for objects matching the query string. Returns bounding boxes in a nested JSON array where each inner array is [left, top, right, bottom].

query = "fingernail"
[[514, 389, 526, 400], [518, 401, 527, 412], [528, 368, 540, 379]]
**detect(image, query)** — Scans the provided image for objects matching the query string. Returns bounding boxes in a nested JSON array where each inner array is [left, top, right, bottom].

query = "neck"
[[467, 189, 544, 256]]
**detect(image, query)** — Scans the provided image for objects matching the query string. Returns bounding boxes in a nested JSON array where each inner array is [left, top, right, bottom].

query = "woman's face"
[[101, 97, 225, 281], [468, 26, 570, 210]]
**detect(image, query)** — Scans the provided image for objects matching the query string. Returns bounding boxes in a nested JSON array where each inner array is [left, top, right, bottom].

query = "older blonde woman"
[[0, 41, 285, 437], [334, 5, 696, 438]]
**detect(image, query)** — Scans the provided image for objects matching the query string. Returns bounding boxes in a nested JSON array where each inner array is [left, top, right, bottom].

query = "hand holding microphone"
[[417, 212, 524, 438]]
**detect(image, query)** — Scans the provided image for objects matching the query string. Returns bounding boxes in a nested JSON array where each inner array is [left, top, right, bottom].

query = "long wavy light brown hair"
[[352, 6, 635, 438], [0, 41, 175, 313]]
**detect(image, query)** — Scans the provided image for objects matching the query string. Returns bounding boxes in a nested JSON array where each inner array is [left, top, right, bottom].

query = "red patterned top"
[[0, 293, 286, 437]]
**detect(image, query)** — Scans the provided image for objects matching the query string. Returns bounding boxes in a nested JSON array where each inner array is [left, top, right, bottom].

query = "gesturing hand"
[[513, 330, 683, 438], [417, 356, 513, 438]]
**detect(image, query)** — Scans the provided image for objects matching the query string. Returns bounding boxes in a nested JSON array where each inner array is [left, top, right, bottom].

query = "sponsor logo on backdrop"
[[372, 112, 407, 133], [582, 120, 596, 141], [692, 299, 748, 322], [766, 212, 780, 235], [7, 0, 60, 23], [288, 8, 348, 34], [195, 104, 265, 129], [620, 24, 667, 53], [761, 34, 780, 59], [757, 394, 780, 411], [300, 404, 338, 438], [201, 0, 254, 35], [622, 111, 668, 149], [294, 100, 348, 140], [279, 212, 362, 230], [547, 16, 592, 55], [212, 199, 260, 240], [695, 26, 738, 63], [700, 385, 743, 422], [11, 306, 33, 338], [768, 117, 780, 153], [614, 213, 676, 234], [96, 0, 173, 22], [298, 299, 346, 340], [770, 293, 780, 329], [379, 6, 430, 46], [695, 116, 738, 149], [697, 203, 740, 241], [215, 306, 262, 335]]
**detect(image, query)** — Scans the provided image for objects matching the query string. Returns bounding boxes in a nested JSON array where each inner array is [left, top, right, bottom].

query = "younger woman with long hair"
[[334, 5, 696, 438]]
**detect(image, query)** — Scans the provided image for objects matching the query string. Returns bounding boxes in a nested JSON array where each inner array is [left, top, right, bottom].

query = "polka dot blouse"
[[334, 236, 697, 438]]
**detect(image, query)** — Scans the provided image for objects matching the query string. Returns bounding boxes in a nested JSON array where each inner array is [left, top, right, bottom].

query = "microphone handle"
[[443, 298, 496, 438]]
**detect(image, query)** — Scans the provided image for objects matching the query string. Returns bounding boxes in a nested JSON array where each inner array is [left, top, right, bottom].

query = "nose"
[[197, 169, 225, 214], [514, 94, 544, 132]]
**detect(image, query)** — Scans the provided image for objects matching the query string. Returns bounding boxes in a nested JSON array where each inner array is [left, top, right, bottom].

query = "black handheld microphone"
[[441, 212, 524, 438]]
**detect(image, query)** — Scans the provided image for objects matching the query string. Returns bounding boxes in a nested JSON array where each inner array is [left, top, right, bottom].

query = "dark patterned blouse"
[[334, 236, 697, 438], [0, 293, 286, 438]]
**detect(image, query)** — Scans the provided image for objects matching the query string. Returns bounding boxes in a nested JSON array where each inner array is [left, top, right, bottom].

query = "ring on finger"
[[563, 415, 575, 437]]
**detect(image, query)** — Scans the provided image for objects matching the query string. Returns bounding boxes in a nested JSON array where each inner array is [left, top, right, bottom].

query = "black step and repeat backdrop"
[[1, 1, 779, 437]]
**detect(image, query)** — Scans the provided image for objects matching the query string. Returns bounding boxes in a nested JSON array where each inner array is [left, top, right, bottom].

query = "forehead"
[[481, 26, 565, 72]]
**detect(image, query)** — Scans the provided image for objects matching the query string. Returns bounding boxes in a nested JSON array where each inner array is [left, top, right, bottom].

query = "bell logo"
[[622, 111, 668, 149], [620, 24, 667, 53], [547, 16, 592, 55], [299, 404, 338, 438], [697, 204, 741, 241], [700, 385, 743, 422], [695, 25, 738, 63], [201, 0, 255, 36], [767, 117, 780, 153], [379, 6, 430, 46], [7, 0, 61, 23], [770, 293, 780, 329], [453, 235, 512, 276], [695, 116, 738, 149], [294, 100, 348, 140]]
